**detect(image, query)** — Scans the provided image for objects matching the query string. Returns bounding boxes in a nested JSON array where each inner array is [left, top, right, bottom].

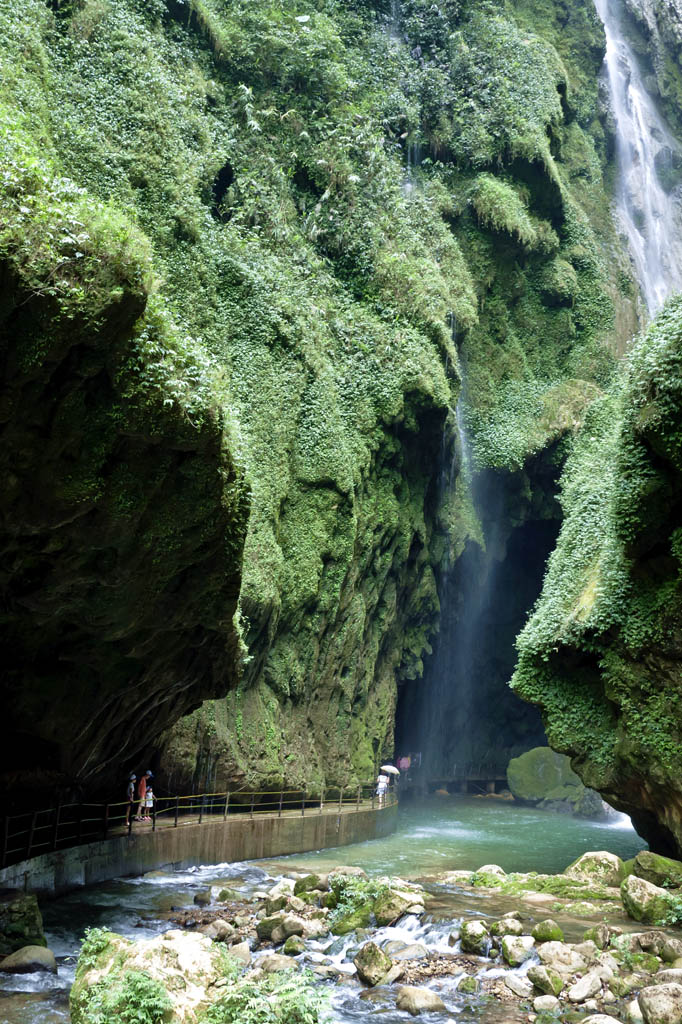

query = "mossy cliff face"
[[514, 297, 682, 856], [0, 0, 635, 798], [621, 0, 682, 141], [0, 104, 248, 801]]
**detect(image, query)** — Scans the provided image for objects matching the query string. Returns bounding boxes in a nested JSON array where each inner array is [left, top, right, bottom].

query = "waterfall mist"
[[395, 421, 558, 784], [595, 0, 682, 314]]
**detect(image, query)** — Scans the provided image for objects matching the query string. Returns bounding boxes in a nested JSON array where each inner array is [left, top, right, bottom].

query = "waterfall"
[[594, 0, 682, 314]]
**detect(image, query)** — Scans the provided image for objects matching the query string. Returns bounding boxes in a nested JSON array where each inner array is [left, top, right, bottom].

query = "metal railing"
[[0, 784, 397, 870]]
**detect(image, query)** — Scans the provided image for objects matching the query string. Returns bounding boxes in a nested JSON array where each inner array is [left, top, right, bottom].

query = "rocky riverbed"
[[14, 847, 678, 1024]]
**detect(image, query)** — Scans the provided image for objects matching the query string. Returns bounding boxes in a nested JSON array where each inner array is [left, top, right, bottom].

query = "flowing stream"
[[594, 0, 682, 313], [0, 799, 643, 1024]]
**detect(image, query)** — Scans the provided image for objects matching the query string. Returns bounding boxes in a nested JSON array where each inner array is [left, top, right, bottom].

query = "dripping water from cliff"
[[395, 414, 561, 786], [595, 0, 682, 313]]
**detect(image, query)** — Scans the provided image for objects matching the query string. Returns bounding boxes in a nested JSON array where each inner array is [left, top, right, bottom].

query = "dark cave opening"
[[395, 462, 561, 786]]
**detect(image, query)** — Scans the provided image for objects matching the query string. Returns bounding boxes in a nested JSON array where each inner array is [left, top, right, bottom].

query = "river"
[[0, 798, 644, 1024]]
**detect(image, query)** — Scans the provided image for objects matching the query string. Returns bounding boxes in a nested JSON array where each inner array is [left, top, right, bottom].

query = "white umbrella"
[[380, 764, 400, 775]]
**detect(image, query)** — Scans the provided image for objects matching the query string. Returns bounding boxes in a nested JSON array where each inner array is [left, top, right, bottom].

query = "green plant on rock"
[[327, 874, 390, 926], [74, 968, 173, 1024], [200, 968, 328, 1024]]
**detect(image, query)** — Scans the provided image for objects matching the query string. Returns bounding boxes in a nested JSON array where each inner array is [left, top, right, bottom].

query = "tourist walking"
[[376, 773, 389, 806]]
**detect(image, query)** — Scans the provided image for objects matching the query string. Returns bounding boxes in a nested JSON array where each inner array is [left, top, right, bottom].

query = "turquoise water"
[[0, 798, 645, 1023], [261, 796, 645, 877]]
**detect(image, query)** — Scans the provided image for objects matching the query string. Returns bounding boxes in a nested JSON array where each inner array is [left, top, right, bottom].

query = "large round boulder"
[[460, 920, 490, 956], [0, 945, 56, 974], [565, 851, 625, 888], [638, 982, 682, 1024], [635, 851, 682, 889], [621, 875, 672, 924], [395, 986, 446, 1015], [501, 934, 535, 967]]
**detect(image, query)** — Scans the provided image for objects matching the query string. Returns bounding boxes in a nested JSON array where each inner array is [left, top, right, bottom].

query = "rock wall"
[[513, 297, 682, 855], [0, 0, 640, 802]]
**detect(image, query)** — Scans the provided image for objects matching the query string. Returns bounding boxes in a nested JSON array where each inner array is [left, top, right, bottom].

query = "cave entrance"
[[395, 455, 561, 791]]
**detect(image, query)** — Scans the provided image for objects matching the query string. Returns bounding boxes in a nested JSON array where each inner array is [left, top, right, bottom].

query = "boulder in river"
[[634, 850, 682, 889], [531, 919, 564, 942], [501, 933, 535, 967], [565, 851, 625, 888], [568, 968, 603, 1002], [0, 944, 57, 974], [0, 893, 46, 956], [527, 963, 564, 995], [353, 942, 392, 986], [507, 747, 607, 817], [395, 985, 446, 1015], [621, 874, 672, 923], [460, 920, 489, 956]]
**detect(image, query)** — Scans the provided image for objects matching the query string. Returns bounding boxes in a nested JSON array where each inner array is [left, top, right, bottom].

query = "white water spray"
[[594, 0, 682, 314]]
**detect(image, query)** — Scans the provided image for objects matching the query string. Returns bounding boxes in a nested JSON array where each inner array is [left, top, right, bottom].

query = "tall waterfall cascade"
[[595, 0, 682, 314]]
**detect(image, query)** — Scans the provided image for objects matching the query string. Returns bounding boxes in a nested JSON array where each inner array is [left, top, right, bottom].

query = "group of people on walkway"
[[125, 770, 155, 825]]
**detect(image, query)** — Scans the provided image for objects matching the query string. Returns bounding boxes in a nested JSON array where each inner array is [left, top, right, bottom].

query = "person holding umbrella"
[[378, 764, 400, 804]]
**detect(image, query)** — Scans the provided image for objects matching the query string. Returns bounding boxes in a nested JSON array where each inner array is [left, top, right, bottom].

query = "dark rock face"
[[0, 893, 45, 955], [0, 262, 247, 806]]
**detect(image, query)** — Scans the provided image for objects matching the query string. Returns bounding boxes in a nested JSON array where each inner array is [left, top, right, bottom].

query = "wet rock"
[[265, 896, 289, 915], [256, 914, 285, 941], [581, 1016, 625, 1024], [374, 890, 413, 927], [574, 940, 601, 961], [565, 851, 625, 888], [584, 924, 612, 949], [528, 963, 564, 996], [260, 953, 297, 972], [532, 919, 564, 943], [458, 975, 479, 994], [331, 866, 368, 879], [504, 973, 533, 998], [491, 917, 524, 936], [283, 935, 305, 955], [392, 943, 428, 961], [663, 940, 682, 963], [460, 920, 490, 956], [501, 934, 535, 967], [354, 942, 393, 986], [634, 851, 682, 889], [621, 875, 672, 923], [193, 890, 211, 906], [568, 969, 603, 1002], [655, 970, 682, 985], [477, 864, 506, 877], [638, 982, 682, 1023], [0, 945, 57, 974], [638, 930, 668, 955], [280, 915, 306, 938], [534, 994, 559, 1012], [293, 874, 328, 895], [378, 964, 404, 985], [537, 940, 588, 976], [395, 985, 446, 1015], [229, 940, 251, 965], [331, 904, 372, 936], [628, 998, 645, 1022]]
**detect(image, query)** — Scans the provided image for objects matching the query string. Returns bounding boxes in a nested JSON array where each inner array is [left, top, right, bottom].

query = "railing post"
[[128, 807, 133, 836], [2, 816, 9, 869], [250, 792, 255, 819], [26, 810, 37, 860], [278, 791, 283, 818], [77, 803, 83, 843], [319, 788, 324, 815], [199, 797, 204, 825], [356, 785, 361, 812], [371, 787, 375, 810], [301, 791, 305, 817], [174, 796, 179, 827], [224, 792, 230, 821], [103, 804, 110, 840], [338, 786, 343, 814], [152, 802, 156, 832]]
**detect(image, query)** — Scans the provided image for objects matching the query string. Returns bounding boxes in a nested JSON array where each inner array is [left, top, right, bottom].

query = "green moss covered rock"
[[635, 851, 682, 889]]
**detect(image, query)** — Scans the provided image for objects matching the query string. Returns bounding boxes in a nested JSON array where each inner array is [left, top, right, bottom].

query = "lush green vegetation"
[[1, 0, 635, 791], [513, 297, 682, 850], [200, 968, 328, 1024]]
